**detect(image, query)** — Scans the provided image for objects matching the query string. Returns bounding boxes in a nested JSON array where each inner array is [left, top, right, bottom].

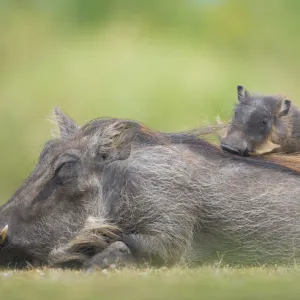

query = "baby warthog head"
[[221, 85, 291, 156], [0, 109, 140, 268]]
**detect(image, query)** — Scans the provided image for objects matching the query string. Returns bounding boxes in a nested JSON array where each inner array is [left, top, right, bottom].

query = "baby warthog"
[[221, 85, 300, 156], [2, 109, 300, 269]]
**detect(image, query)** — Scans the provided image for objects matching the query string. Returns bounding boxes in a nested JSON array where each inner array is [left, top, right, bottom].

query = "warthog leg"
[[83, 241, 134, 271], [83, 230, 189, 270]]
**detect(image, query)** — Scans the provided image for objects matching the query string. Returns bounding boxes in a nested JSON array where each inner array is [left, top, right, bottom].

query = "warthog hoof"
[[83, 241, 134, 271]]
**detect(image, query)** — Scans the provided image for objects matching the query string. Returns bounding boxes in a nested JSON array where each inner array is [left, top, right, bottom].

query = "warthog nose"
[[221, 144, 249, 157], [221, 143, 240, 155]]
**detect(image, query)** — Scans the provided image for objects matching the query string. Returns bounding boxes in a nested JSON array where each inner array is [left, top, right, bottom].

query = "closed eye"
[[55, 161, 80, 185], [33, 159, 80, 203], [55, 161, 77, 175]]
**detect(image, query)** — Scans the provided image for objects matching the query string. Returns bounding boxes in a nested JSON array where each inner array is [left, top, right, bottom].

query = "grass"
[[2, 266, 300, 300]]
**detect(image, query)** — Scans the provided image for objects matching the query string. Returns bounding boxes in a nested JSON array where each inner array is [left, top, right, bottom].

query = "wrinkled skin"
[[221, 85, 292, 156], [2, 109, 300, 269]]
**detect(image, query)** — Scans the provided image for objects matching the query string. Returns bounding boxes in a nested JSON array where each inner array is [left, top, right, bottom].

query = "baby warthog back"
[[221, 85, 300, 156]]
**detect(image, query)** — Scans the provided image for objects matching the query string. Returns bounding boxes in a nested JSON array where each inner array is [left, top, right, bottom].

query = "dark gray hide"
[[1, 109, 300, 269]]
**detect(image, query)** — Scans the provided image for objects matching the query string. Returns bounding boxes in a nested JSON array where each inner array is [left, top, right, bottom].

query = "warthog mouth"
[[0, 225, 43, 269]]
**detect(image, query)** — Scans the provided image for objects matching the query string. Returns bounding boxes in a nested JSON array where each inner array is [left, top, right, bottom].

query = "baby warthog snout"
[[221, 143, 249, 156]]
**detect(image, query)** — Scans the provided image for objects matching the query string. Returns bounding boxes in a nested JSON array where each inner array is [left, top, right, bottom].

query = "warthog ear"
[[92, 120, 140, 163], [237, 85, 250, 102], [277, 99, 291, 118], [54, 107, 79, 139]]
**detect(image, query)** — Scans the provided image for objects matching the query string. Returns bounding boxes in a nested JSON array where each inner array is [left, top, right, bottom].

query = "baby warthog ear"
[[53, 107, 79, 139], [237, 85, 251, 102], [277, 99, 291, 118], [92, 120, 140, 163]]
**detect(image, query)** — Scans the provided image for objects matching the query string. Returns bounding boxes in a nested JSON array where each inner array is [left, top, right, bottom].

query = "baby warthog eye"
[[261, 116, 268, 125]]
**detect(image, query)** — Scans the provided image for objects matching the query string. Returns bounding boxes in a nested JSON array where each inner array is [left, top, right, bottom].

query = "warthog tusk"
[[0, 225, 8, 245]]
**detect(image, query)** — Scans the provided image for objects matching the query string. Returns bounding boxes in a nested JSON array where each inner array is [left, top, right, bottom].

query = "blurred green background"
[[1, 0, 300, 202]]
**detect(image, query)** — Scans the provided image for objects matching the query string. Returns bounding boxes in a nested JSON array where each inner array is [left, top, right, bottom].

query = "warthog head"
[[0, 109, 140, 268], [221, 86, 291, 156]]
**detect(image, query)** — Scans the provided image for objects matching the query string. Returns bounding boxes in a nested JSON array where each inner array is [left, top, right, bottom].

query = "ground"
[[1, 266, 300, 299]]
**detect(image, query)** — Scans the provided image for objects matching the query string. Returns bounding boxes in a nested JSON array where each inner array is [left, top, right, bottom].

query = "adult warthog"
[[1, 109, 300, 269]]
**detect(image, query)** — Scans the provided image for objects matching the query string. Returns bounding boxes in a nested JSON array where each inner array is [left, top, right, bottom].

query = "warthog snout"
[[221, 143, 249, 156], [221, 132, 250, 157]]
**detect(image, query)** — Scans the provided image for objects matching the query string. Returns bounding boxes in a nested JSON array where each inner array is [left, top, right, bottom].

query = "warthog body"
[[221, 86, 300, 156], [1, 109, 300, 269]]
